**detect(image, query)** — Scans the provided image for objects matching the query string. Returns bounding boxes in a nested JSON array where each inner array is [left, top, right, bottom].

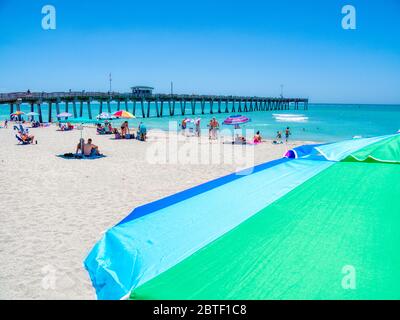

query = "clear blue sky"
[[0, 0, 399, 104]]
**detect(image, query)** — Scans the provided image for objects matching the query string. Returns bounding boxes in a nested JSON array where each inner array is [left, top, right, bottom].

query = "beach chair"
[[13, 124, 26, 134], [15, 134, 31, 145]]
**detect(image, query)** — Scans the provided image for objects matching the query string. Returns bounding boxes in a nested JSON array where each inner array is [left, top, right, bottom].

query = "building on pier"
[[131, 86, 154, 98]]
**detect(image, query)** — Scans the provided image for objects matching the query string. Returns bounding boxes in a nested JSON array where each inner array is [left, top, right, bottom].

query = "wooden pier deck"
[[0, 91, 308, 122]]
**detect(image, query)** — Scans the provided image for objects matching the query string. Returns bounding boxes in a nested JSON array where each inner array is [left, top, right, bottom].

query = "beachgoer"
[[208, 120, 213, 139], [21, 132, 35, 144], [137, 122, 147, 141], [276, 131, 282, 142], [113, 128, 122, 139], [4, 120, 8, 128], [76, 138, 85, 154], [182, 119, 187, 129], [84, 138, 100, 156], [213, 118, 219, 139], [234, 134, 246, 144], [96, 123, 104, 134], [181, 118, 187, 136], [195, 119, 201, 137], [254, 131, 262, 144], [121, 121, 129, 137], [285, 127, 291, 142]]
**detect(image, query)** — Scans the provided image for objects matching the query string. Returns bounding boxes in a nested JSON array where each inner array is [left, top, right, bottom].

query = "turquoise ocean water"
[[1, 103, 399, 143]]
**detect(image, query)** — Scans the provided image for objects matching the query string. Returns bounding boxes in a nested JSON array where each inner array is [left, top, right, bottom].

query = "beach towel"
[[57, 153, 106, 160]]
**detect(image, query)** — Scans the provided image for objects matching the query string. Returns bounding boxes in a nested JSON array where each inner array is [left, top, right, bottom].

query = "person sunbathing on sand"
[[253, 131, 262, 144], [76, 138, 85, 154], [21, 132, 35, 144]]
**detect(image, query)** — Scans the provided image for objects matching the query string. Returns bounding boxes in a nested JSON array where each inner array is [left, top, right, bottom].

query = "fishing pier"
[[0, 90, 308, 123]]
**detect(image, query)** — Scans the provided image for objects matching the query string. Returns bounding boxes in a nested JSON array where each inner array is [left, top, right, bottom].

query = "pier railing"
[[0, 91, 308, 122]]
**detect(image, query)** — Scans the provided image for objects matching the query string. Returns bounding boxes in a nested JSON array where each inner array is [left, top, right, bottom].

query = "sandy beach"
[[0, 124, 316, 299]]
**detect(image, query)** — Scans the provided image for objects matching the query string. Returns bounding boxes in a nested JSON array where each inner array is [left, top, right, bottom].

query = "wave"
[[272, 113, 306, 118], [274, 116, 309, 123]]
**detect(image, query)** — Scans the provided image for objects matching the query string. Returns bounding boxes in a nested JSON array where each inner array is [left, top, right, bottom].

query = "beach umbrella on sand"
[[26, 112, 39, 116], [113, 110, 135, 119], [57, 112, 73, 118], [11, 111, 25, 116], [60, 118, 102, 154], [223, 115, 250, 126], [26, 112, 39, 121], [59, 118, 101, 125], [97, 112, 115, 120]]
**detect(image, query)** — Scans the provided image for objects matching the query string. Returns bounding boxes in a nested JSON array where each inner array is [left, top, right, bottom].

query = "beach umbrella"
[[222, 115, 250, 126], [113, 110, 135, 119], [57, 112, 73, 118], [59, 118, 102, 153], [11, 111, 25, 122], [11, 111, 25, 116], [97, 112, 115, 120], [26, 112, 39, 116], [85, 134, 400, 300], [59, 118, 101, 124]]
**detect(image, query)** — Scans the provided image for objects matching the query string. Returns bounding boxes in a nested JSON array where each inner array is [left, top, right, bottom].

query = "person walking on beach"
[[181, 118, 187, 136], [209, 117, 219, 140], [208, 119, 213, 139], [285, 127, 291, 142], [275, 131, 282, 144], [195, 118, 201, 137]]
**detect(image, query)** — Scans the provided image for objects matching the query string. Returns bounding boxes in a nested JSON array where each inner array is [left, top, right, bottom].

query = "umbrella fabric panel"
[[285, 144, 324, 159], [117, 157, 290, 226], [113, 110, 135, 118], [131, 161, 400, 300], [315, 134, 394, 161], [59, 118, 101, 124], [343, 134, 400, 164], [85, 159, 333, 300], [223, 115, 250, 125]]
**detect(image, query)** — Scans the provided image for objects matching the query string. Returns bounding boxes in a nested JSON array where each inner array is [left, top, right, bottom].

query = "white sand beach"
[[0, 124, 316, 299]]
